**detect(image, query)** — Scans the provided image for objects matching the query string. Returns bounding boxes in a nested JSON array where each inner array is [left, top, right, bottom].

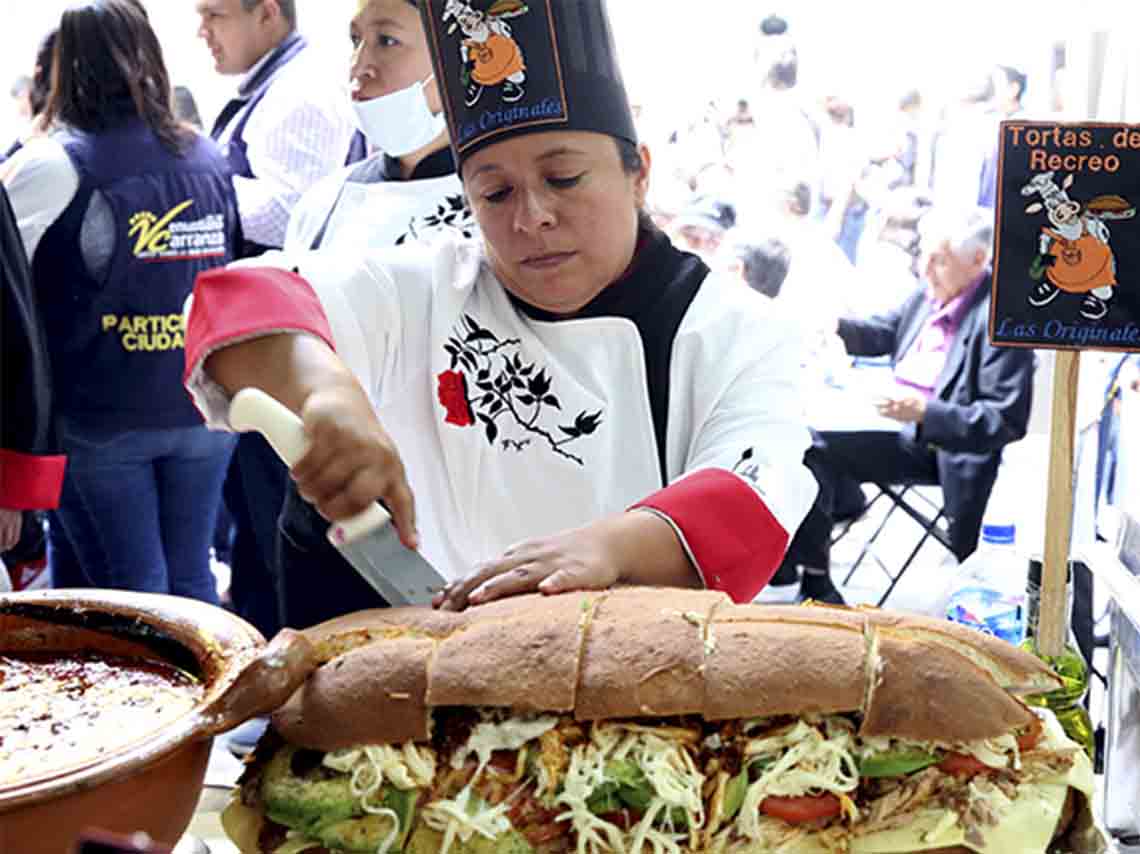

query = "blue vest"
[[34, 119, 239, 430]]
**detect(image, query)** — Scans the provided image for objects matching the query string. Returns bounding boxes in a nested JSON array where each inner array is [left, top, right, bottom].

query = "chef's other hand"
[[434, 517, 627, 611], [290, 384, 418, 549], [434, 510, 699, 610], [0, 509, 21, 552], [875, 394, 926, 424]]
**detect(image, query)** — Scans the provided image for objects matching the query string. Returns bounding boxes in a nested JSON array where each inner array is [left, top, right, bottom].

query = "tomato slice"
[[759, 793, 842, 824], [1017, 716, 1044, 752], [937, 752, 991, 777]]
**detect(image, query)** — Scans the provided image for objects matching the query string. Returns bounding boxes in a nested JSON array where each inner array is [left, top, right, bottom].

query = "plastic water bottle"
[[941, 523, 1027, 645]]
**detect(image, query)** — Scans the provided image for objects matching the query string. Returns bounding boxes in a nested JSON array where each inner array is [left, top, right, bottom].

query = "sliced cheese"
[[853, 710, 1093, 854]]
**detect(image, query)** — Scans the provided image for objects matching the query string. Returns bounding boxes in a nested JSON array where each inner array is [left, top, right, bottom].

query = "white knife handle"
[[328, 503, 392, 547], [228, 388, 309, 465], [228, 388, 393, 547]]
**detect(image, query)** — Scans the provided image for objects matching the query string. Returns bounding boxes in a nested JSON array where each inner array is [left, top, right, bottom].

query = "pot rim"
[[0, 589, 265, 812]]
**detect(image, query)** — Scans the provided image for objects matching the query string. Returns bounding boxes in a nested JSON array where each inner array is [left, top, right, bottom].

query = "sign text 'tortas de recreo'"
[[991, 121, 1140, 351]]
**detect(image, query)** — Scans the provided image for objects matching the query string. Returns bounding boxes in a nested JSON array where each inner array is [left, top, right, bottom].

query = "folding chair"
[[831, 481, 955, 607]]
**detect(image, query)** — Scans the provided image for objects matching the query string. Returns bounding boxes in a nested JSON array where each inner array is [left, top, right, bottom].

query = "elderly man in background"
[[196, 0, 360, 644], [768, 206, 1035, 604]]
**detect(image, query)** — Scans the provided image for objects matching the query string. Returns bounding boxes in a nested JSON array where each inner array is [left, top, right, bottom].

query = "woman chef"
[[185, 0, 817, 613], [276, 0, 473, 628]]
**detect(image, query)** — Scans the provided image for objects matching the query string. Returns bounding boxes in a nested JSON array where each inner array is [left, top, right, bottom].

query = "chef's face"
[[465, 131, 650, 316], [350, 0, 441, 112]]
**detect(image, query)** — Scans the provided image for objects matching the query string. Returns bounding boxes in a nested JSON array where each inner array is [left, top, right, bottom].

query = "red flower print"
[[437, 370, 474, 427]]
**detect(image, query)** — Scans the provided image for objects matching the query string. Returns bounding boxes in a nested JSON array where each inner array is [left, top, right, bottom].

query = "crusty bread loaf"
[[272, 636, 434, 750], [301, 607, 464, 664], [861, 626, 1035, 742], [427, 591, 604, 711], [277, 593, 1060, 746], [704, 617, 866, 720], [575, 590, 720, 719]]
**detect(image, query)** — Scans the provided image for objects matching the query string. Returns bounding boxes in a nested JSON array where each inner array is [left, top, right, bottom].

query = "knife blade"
[[228, 388, 448, 605]]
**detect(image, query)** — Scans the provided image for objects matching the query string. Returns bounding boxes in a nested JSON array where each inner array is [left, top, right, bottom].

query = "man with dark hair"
[[739, 13, 820, 215], [731, 237, 791, 300], [196, 0, 359, 641], [196, 0, 356, 257], [995, 64, 1028, 117]]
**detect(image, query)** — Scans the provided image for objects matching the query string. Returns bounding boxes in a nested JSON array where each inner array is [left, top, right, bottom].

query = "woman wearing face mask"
[[284, 0, 472, 254], [186, 0, 817, 616], [275, 0, 474, 628]]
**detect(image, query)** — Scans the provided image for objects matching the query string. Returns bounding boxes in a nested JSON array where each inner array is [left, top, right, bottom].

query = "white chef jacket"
[[284, 152, 472, 253], [185, 235, 817, 602]]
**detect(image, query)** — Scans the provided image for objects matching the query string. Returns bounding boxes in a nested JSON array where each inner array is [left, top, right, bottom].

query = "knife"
[[228, 387, 448, 605]]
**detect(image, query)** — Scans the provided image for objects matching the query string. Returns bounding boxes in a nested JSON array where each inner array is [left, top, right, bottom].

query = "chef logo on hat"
[[428, 0, 568, 153], [443, 0, 529, 108]]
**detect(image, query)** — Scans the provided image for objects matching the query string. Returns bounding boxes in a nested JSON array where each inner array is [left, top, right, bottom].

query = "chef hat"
[[420, 0, 637, 169]]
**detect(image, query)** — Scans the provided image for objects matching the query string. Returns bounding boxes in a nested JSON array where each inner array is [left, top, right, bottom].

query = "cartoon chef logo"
[[1022, 171, 1136, 321], [443, 0, 529, 108]]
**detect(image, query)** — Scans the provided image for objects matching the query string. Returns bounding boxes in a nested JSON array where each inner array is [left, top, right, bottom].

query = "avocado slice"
[[262, 746, 358, 832], [722, 770, 748, 821], [857, 748, 940, 778], [585, 781, 622, 815], [311, 813, 398, 852]]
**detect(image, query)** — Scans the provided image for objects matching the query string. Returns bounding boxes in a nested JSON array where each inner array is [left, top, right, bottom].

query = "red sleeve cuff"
[[0, 449, 66, 510], [633, 469, 789, 603], [183, 266, 336, 385]]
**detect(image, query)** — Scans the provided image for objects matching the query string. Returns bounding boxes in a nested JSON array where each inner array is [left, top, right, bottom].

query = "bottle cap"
[[1027, 557, 1073, 586], [981, 523, 1016, 545]]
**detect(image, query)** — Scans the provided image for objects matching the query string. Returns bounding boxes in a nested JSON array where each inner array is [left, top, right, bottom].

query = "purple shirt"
[[893, 273, 987, 398]]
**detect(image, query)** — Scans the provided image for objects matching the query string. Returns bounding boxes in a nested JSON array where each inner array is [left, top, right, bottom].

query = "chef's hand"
[[0, 509, 21, 552], [875, 394, 926, 424], [434, 511, 699, 610], [290, 383, 418, 549]]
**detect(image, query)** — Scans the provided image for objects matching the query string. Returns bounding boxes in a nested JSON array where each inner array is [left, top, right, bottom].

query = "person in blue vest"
[[197, 0, 360, 639], [1, 0, 240, 603]]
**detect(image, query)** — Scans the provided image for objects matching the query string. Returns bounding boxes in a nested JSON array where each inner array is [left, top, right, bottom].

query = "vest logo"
[[101, 313, 185, 352], [128, 201, 226, 261]]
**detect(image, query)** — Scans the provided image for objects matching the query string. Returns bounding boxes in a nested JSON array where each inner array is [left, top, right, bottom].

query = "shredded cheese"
[[554, 723, 707, 854], [421, 785, 514, 854], [323, 743, 437, 792]]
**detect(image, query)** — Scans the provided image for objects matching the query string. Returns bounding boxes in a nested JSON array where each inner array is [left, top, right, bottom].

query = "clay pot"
[[0, 589, 317, 854]]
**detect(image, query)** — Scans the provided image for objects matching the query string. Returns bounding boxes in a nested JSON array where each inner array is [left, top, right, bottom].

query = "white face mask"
[[351, 75, 447, 158]]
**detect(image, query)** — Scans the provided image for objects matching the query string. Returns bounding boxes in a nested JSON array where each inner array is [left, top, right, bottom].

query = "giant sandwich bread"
[[223, 589, 1101, 854]]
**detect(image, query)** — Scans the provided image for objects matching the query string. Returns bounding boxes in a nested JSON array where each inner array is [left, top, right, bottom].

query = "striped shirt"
[[214, 44, 357, 250]]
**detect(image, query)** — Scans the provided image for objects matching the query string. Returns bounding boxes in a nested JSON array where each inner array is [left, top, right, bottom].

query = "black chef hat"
[[420, 0, 637, 169]]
